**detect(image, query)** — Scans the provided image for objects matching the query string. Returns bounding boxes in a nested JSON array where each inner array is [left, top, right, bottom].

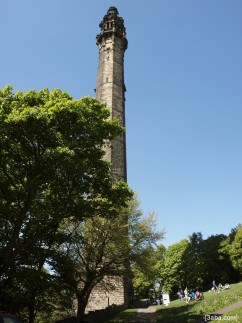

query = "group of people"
[[211, 280, 230, 292], [146, 292, 163, 306], [178, 280, 231, 304], [178, 287, 204, 303]]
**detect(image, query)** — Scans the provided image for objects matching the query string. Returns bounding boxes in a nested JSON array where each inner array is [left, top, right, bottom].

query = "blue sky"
[[1, 1, 242, 247]]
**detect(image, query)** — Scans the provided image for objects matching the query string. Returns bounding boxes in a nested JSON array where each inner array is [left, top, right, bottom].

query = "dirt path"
[[213, 300, 242, 315], [129, 305, 157, 323], [197, 299, 242, 322]]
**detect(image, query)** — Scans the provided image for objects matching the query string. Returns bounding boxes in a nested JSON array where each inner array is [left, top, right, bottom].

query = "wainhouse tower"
[[84, 7, 130, 313], [96, 6, 128, 181]]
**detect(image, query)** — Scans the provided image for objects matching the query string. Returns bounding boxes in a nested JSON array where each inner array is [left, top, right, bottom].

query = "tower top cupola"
[[107, 6, 118, 14], [96, 6, 128, 50]]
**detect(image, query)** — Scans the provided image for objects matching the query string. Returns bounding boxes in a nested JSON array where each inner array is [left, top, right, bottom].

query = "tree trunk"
[[76, 282, 94, 319], [28, 295, 36, 323]]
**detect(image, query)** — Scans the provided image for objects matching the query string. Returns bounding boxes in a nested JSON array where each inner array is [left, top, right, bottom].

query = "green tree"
[[128, 201, 165, 300], [219, 225, 242, 284], [184, 232, 206, 290], [56, 195, 163, 318], [132, 244, 166, 298], [201, 234, 234, 289], [159, 239, 189, 295], [158, 231, 240, 297], [0, 86, 131, 321], [229, 226, 242, 274]]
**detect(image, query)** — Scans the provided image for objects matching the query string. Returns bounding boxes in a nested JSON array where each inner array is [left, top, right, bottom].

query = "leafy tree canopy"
[[54, 195, 164, 317], [229, 225, 242, 274], [0, 85, 132, 318]]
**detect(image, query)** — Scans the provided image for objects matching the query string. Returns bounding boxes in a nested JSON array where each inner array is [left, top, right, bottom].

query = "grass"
[[106, 308, 138, 322], [106, 282, 242, 322], [225, 306, 242, 321], [156, 282, 242, 322]]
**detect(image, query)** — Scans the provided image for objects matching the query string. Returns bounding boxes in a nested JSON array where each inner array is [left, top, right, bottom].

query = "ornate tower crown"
[[96, 6, 128, 50]]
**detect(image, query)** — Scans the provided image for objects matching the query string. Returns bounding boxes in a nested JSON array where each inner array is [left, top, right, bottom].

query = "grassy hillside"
[[106, 282, 242, 322]]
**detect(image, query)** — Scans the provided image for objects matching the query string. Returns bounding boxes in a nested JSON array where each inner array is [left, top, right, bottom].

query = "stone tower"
[[84, 7, 130, 313], [96, 6, 127, 182]]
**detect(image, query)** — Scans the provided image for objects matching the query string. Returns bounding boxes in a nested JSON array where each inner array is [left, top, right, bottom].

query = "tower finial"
[[96, 6, 128, 50], [107, 6, 119, 14]]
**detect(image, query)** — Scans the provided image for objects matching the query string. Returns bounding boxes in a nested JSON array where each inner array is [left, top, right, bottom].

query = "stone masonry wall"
[[96, 36, 127, 181], [85, 276, 125, 313]]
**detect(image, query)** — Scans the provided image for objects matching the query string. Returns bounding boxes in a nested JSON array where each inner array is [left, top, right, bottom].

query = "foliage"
[[0, 85, 132, 321], [159, 239, 189, 294], [158, 230, 241, 296], [179, 232, 204, 290], [1, 85, 241, 320], [132, 266, 153, 298], [201, 234, 231, 288], [129, 201, 165, 298], [129, 202, 165, 299], [229, 226, 242, 274], [132, 244, 166, 298], [55, 195, 164, 317]]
